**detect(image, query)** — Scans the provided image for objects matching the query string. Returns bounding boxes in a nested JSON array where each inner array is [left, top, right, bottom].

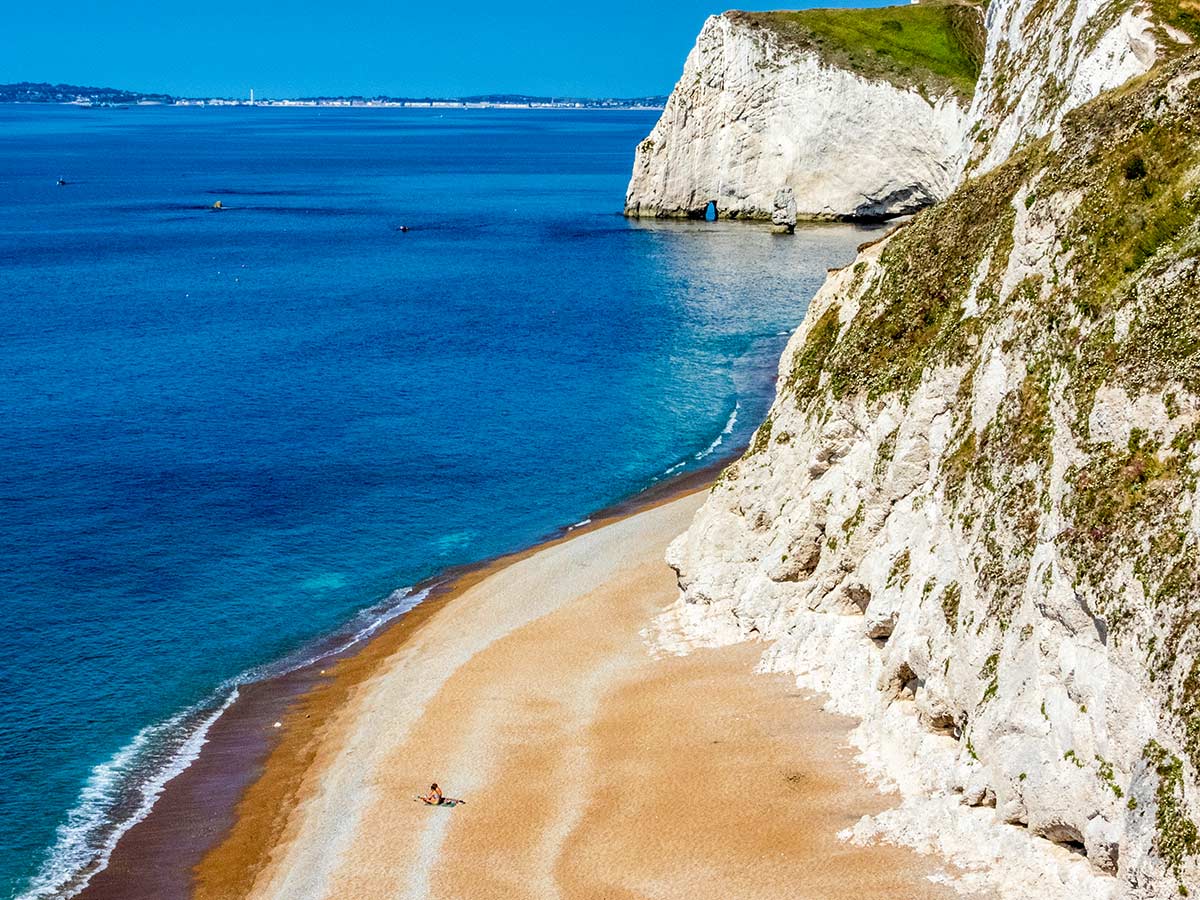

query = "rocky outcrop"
[[771, 187, 797, 234], [624, 11, 971, 221], [654, 1, 1200, 897]]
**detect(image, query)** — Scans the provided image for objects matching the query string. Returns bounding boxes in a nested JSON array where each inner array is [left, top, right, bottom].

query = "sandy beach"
[[184, 487, 960, 900]]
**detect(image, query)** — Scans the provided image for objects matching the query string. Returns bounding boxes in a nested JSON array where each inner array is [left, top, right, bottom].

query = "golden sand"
[[196, 491, 957, 900]]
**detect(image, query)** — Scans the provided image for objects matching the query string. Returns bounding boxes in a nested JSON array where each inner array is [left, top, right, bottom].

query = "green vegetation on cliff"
[[780, 50, 1200, 795], [797, 52, 1200, 416], [729, 1, 986, 99], [1145, 740, 1200, 893], [1150, 0, 1200, 45]]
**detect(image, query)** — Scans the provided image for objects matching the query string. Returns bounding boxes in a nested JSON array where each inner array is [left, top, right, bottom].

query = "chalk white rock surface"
[[624, 13, 968, 221], [650, 2, 1199, 896], [956, 0, 1159, 179]]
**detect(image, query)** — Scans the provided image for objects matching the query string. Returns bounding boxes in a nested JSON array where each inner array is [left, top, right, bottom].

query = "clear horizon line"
[[0, 80, 670, 104]]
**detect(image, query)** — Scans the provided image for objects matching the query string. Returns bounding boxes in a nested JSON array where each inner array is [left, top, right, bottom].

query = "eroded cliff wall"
[[656, 1, 1200, 897], [626, 0, 1166, 223], [624, 8, 974, 221], [959, 0, 1159, 177]]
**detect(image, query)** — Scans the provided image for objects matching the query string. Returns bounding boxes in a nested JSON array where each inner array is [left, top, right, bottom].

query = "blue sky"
[[1, 0, 899, 98]]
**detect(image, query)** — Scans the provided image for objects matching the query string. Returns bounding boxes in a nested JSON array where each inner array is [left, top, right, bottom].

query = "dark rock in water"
[[771, 188, 797, 234]]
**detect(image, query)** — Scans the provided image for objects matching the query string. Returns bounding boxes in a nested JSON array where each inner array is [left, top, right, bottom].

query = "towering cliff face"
[[656, 1, 1200, 897], [959, 0, 1159, 177], [625, 0, 1167, 223], [624, 8, 975, 221]]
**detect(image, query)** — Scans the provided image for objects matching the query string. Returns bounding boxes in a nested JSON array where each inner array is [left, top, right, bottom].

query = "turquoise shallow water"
[[0, 104, 877, 898]]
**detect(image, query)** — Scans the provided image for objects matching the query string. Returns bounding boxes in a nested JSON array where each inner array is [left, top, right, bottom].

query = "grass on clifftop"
[[1151, 0, 1200, 45], [729, 1, 986, 100]]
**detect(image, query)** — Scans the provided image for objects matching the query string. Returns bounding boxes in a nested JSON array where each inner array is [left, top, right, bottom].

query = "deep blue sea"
[[0, 104, 876, 898]]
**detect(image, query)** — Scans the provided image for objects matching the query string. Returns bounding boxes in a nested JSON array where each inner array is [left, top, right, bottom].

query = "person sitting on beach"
[[420, 783, 444, 805]]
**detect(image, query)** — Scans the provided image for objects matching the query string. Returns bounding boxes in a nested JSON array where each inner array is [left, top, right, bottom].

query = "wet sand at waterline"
[[196, 491, 958, 900]]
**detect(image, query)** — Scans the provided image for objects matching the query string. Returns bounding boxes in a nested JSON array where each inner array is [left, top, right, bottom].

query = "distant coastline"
[[0, 81, 666, 109]]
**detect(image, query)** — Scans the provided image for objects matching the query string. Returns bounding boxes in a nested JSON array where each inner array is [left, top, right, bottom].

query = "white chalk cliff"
[[624, 11, 972, 220], [651, 0, 1200, 897], [958, 0, 1160, 178]]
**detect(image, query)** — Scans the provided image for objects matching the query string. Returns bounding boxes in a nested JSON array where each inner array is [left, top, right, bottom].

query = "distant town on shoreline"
[[0, 81, 667, 109]]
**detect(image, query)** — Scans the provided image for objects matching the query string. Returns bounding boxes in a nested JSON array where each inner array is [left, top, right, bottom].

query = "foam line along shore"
[[66, 454, 735, 900]]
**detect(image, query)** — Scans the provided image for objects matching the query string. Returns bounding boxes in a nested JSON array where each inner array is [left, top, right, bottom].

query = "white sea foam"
[[693, 401, 739, 461], [19, 585, 431, 900], [18, 689, 238, 900], [656, 401, 741, 481], [320, 587, 432, 661]]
